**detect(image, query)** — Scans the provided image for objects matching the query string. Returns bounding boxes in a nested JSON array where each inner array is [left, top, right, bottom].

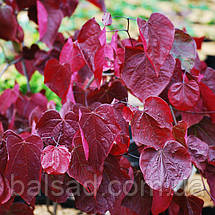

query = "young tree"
[[0, 1, 214, 214]]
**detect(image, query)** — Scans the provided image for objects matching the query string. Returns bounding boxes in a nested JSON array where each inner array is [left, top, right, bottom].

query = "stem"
[[127, 153, 139, 159], [183, 70, 187, 84], [0, 57, 22, 78], [46, 198, 54, 215], [21, 60, 30, 92], [173, 107, 215, 114], [102, 72, 114, 76], [201, 174, 215, 202], [53, 202, 58, 215], [0, 44, 9, 61], [106, 29, 127, 32], [84, 75, 94, 90], [112, 16, 136, 21], [170, 105, 177, 125], [126, 18, 133, 47]]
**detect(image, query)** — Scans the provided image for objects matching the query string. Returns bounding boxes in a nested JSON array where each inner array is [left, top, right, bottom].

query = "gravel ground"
[[34, 205, 87, 215]]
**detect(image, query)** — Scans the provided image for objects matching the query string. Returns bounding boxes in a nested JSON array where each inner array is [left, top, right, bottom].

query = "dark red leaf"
[[0, 198, 14, 214], [9, 0, 36, 10], [87, 79, 128, 105], [152, 189, 173, 215], [86, 0, 106, 11], [36, 109, 78, 151], [94, 44, 105, 86], [59, 38, 85, 73], [67, 131, 103, 194], [44, 58, 71, 103], [0, 140, 8, 175], [122, 106, 134, 123], [79, 104, 122, 173], [0, 202, 34, 215], [172, 120, 187, 147], [209, 146, 215, 166], [4, 131, 43, 204], [112, 103, 130, 135], [204, 164, 215, 204], [189, 117, 215, 147], [122, 46, 175, 102], [78, 109, 89, 160], [131, 97, 173, 149], [170, 190, 204, 215], [41, 145, 71, 175], [131, 109, 172, 149], [41, 173, 71, 203], [144, 96, 173, 129], [77, 18, 104, 86], [181, 98, 205, 127], [187, 135, 208, 172], [170, 29, 197, 71], [0, 174, 11, 205], [16, 92, 48, 119], [59, 0, 79, 17], [110, 134, 130, 156], [0, 84, 19, 115], [137, 13, 175, 75], [110, 206, 138, 215], [193, 36, 204, 50], [0, 5, 21, 42], [168, 80, 200, 111], [201, 67, 215, 94], [199, 82, 215, 122], [168, 200, 180, 215], [122, 171, 152, 215], [74, 156, 131, 214], [37, 0, 63, 47], [140, 140, 192, 190]]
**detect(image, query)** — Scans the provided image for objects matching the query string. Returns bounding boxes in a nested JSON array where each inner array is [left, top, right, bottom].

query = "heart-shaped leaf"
[[137, 13, 175, 75], [168, 80, 200, 111], [140, 140, 192, 190], [4, 131, 43, 204], [170, 29, 197, 72], [41, 145, 71, 175], [44, 59, 71, 103], [122, 47, 175, 102]]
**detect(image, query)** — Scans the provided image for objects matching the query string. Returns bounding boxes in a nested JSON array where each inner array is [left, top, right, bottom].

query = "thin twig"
[[106, 29, 127, 32], [170, 105, 177, 125], [112, 16, 136, 21], [102, 72, 114, 76], [21, 60, 31, 92], [126, 18, 133, 47], [53, 202, 58, 215], [201, 174, 215, 202], [173, 107, 215, 114], [182, 71, 187, 84], [127, 153, 140, 159], [192, 189, 205, 195], [46, 198, 54, 215], [0, 43, 8, 61], [0, 57, 22, 78], [84, 75, 94, 90]]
